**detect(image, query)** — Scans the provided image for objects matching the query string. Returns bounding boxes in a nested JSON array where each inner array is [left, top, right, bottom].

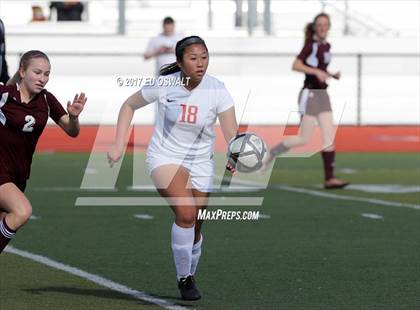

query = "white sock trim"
[[190, 234, 203, 275], [192, 234, 203, 252], [0, 219, 15, 239]]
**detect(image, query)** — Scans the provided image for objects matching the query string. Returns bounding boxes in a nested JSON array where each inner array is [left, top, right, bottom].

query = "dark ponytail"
[[304, 22, 315, 44], [159, 62, 180, 76], [304, 13, 330, 44], [7, 50, 49, 85], [159, 35, 208, 76]]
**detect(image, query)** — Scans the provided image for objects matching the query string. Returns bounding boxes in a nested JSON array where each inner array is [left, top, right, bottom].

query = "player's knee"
[[293, 137, 307, 147], [300, 135, 313, 145], [15, 203, 32, 224], [323, 141, 335, 151], [176, 210, 197, 227]]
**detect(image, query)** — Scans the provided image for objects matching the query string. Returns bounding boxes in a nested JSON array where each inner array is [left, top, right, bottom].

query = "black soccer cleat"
[[178, 275, 201, 300]]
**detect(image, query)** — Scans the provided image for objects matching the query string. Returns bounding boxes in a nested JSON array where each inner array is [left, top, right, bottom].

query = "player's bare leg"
[[152, 164, 197, 227], [318, 111, 349, 189], [151, 165, 201, 300], [0, 183, 32, 253], [261, 115, 317, 171]]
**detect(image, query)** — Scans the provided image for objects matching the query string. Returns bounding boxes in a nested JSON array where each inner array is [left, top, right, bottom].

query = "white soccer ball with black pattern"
[[227, 133, 267, 173]]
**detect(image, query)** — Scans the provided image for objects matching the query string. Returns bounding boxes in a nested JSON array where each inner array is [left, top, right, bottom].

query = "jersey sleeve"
[[297, 41, 313, 61], [45, 91, 67, 123], [140, 82, 160, 104], [216, 82, 235, 114]]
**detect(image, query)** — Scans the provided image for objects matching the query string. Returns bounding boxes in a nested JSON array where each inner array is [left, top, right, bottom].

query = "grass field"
[[1, 152, 419, 310]]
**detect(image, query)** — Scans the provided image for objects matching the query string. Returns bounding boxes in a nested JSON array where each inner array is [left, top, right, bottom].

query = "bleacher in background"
[[1, 0, 419, 37], [1, 0, 418, 125]]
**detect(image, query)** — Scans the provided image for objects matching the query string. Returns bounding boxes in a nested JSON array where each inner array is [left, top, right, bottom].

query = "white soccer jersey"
[[141, 72, 235, 161]]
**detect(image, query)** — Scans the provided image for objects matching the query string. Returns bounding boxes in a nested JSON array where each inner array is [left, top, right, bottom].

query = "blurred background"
[[1, 0, 419, 126]]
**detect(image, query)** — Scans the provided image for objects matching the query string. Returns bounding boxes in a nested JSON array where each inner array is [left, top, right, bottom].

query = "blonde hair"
[[7, 50, 50, 85]]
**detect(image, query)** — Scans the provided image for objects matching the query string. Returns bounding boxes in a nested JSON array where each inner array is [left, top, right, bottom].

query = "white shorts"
[[146, 154, 215, 193]]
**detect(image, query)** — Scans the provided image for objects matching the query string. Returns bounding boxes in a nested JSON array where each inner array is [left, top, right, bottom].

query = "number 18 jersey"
[[141, 72, 235, 161]]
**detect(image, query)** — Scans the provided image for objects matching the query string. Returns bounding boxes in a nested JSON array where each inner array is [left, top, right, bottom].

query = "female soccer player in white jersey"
[[108, 36, 238, 300]]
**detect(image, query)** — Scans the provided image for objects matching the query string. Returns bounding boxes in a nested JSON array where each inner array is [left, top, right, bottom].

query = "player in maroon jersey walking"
[[264, 13, 349, 189], [0, 50, 87, 253]]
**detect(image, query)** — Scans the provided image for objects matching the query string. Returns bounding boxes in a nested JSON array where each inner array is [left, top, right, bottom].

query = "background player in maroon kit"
[[264, 13, 349, 189], [0, 50, 87, 253]]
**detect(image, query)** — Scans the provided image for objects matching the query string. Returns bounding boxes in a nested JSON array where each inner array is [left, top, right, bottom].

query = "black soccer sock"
[[0, 218, 16, 254], [321, 150, 336, 181]]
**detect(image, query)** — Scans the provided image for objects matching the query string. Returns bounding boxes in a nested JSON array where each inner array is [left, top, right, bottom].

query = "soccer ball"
[[227, 133, 267, 173]]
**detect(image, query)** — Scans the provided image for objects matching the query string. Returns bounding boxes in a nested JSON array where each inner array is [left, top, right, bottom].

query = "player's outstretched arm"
[[218, 106, 238, 173], [218, 106, 238, 144], [58, 92, 87, 137], [107, 91, 149, 167]]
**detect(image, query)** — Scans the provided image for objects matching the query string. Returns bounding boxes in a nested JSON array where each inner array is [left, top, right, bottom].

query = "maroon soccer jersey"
[[0, 84, 66, 188], [297, 38, 331, 89]]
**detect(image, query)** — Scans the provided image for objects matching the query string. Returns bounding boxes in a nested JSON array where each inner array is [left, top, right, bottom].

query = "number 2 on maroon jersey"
[[22, 115, 36, 132], [180, 104, 198, 124]]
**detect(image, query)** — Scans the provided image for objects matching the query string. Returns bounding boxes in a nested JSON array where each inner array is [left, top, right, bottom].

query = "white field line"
[[258, 213, 271, 219], [4, 246, 187, 310], [361, 213, 384, 220], [274, 184, 420, 210], [133, 214, 154, 220], [29, 181, 420, 210], [216, 177, 420, 211]]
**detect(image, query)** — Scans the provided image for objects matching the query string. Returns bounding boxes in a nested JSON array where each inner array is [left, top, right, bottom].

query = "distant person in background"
[[144, 17, 183, 76], [264, 13, 349, 189], [31, 6, 47, 22], [0, 19, 10, 85], [49, 1, 84, 21]]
